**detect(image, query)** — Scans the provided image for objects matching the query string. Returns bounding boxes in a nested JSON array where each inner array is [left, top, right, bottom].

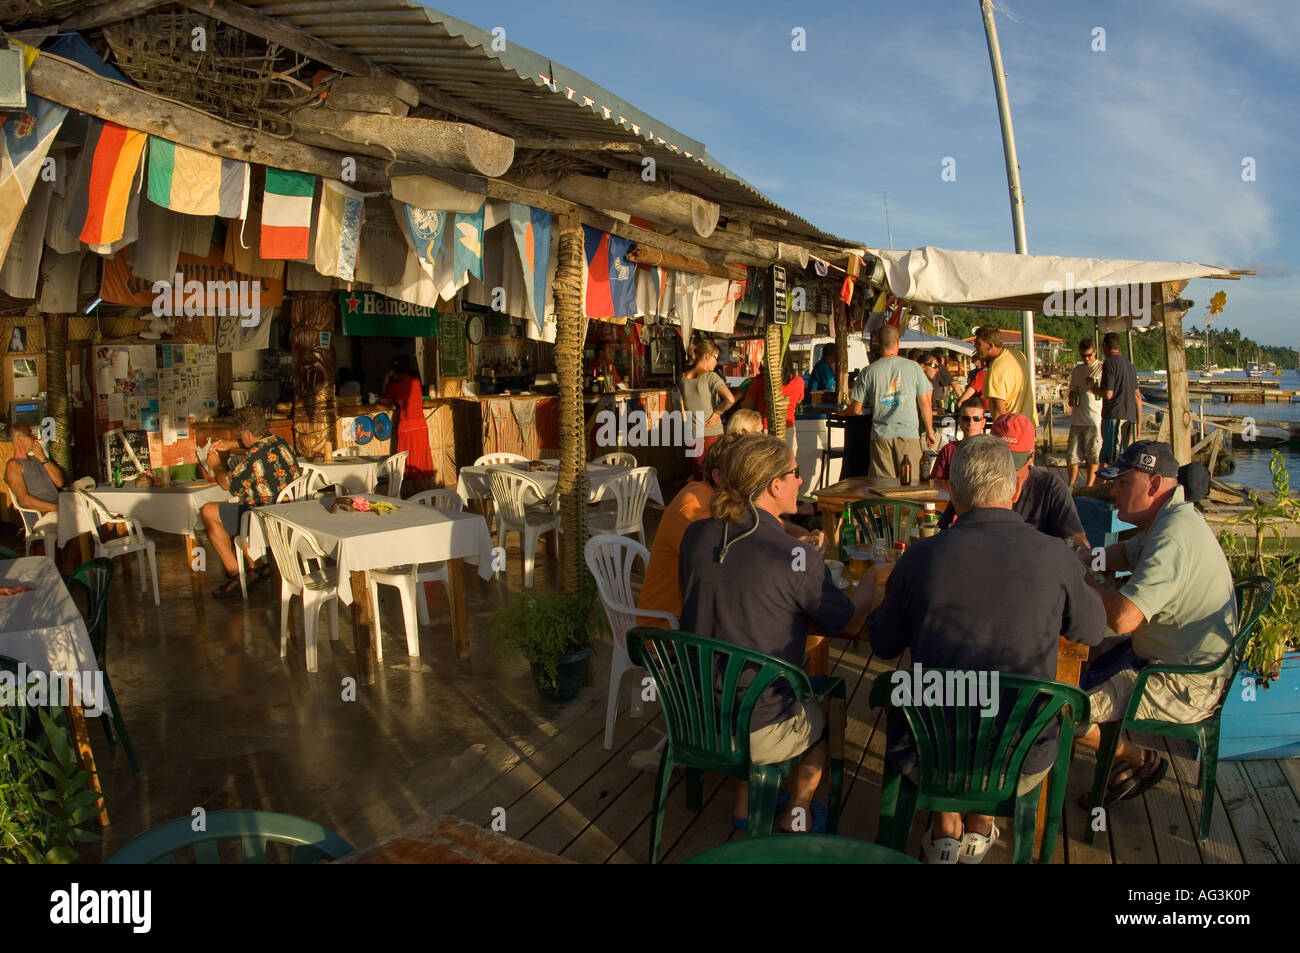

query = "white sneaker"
[[958, 823, 1000, 864], [922, 831, 962, 864]]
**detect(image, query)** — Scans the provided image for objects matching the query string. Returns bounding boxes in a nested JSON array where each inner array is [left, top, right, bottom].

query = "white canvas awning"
[[864, 246, 1238, 319]]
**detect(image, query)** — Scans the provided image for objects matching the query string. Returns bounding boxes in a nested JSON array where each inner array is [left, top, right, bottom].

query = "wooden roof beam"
[[59, 0, 172, 31], [27, 50, 392, 190]]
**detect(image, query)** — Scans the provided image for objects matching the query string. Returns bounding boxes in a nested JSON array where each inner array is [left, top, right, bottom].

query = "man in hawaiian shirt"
[[199, 406, 299, 598]]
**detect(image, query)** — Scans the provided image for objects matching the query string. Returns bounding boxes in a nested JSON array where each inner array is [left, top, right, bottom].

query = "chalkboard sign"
[[770, 265, 789, 326], [103, 429, 152, 481], [439, 313, 469, 377]]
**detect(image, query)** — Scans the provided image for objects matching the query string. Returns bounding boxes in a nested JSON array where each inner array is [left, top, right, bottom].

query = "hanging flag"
[[582, 225, 636, 319], [0, 94, 68, 266], [398, 201, 446, 276], [509, 203, 551, 328], [260, 167, 315, 259], [64, 118, 146, 246], [147, 137, 249, 219], [452, 202, 484, 285], [313, 179, 365, 281]]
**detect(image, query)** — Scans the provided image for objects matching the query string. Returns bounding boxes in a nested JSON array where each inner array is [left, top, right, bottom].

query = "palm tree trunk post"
[[552, 213, 589, 595]]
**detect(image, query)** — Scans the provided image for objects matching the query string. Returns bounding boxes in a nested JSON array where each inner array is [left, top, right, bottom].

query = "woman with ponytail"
[[679, 337, 736, 478], [678, 434, 877, 832]]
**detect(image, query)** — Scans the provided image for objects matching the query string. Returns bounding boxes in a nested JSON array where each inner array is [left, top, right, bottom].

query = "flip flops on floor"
[[732, 793, 828, 833]]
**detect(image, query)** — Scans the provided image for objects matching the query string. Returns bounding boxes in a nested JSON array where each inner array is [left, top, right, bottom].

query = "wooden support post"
[[217, 351, 233, 407], [1158, 283, 1194, 464], [766, 323, 785, 440], [44, 313, 72, 474], [552, 214, 588, 595], [290, 293, 337, 462], [834, 298, 849, 406]]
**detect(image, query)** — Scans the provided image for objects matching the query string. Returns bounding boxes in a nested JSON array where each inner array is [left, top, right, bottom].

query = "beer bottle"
[[839, 503, 856, 563], [900, 454, 912, 486]]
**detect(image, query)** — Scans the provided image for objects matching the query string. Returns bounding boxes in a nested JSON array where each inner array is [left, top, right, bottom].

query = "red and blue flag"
[[583, 224, 636, 319]]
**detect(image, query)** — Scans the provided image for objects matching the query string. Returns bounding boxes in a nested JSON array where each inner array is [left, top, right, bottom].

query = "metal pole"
[[980, 0, 1036, 412], [878, 191, 894, 249]]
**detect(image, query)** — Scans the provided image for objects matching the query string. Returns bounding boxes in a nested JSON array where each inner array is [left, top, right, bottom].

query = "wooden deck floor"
[[450, 636, 1300, 864]]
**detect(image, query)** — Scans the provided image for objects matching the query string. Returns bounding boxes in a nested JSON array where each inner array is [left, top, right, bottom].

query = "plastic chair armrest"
[[1124, 651, 1232, 722], [812, 675, 846, 703]]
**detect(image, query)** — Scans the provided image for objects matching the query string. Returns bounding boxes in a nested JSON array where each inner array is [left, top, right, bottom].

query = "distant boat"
[[1247, 361, 1266, 379]]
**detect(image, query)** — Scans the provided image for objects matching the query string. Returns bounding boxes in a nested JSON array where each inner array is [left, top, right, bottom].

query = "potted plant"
[[490, 578, 599, 702], [1216, 450, 1300, 759]]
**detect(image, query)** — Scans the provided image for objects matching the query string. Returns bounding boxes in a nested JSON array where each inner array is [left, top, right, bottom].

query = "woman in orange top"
[[637, 434, 826, 627], [381, 353, 434, 492]]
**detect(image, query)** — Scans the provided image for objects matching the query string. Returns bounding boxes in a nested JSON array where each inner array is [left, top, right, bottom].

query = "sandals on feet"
[[1079, 749, 1169, 809], [211, 576, 242, 599], [958, 823, 1000, 864]]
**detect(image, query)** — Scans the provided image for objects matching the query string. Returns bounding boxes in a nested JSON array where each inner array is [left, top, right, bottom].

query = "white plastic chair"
[[275, 470, 327, 503], [331, 446, 361, 458], [365, 489, 466, 659], [376, 451, 408, 499], [584, 534, 677, 750], [298, 462, 331, 489], [4, 481, 57, 557], [587, 467, 654, 545], [473, 452, 528, 467], [486, 466, 558, 589], [593, 452, 637, 468], [77, 489, 160, 605], [259, 513, 339, 673]]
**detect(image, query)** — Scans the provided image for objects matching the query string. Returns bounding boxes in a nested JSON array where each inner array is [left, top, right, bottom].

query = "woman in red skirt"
[[381, 354, 434, 494]]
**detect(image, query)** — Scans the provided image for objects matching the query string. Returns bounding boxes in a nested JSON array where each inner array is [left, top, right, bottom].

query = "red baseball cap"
[[992, 413, 1035, 468]]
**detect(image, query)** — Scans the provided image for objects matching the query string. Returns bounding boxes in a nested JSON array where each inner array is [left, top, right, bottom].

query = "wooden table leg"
[[184, 535, 204, 596], [350, 569, 376, 686], [77, 531, 93, 565], [66, 700, 109, 828], [1034, 639, 1090, 857], [805, 634, 829, 677], [447, 558, 470, 660]]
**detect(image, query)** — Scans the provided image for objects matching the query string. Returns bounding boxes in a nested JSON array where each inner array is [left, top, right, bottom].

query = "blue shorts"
[[217, 502, 253, 538], [1080, 640, 1146, 693], [1101, 419, 1135, 464]]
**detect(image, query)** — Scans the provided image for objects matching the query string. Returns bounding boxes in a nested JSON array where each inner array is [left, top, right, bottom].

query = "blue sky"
[[435, 0, 1298, 347]]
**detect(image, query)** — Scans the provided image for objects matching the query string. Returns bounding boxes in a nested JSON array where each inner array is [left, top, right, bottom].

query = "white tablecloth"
[[305, 457, 385, 494], [58, 483, 235, 546], [456, 461, 664, 507], [0, 557, 102, 713], [244, 495, 495, 605]]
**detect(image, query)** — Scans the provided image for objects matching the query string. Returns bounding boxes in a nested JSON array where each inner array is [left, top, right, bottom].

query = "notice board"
[[439, 313, 469, 377]]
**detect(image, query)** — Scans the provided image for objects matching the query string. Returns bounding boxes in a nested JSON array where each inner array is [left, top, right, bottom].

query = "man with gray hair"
[[198, 406, 298, 598], [869, 434, 1105, 863]]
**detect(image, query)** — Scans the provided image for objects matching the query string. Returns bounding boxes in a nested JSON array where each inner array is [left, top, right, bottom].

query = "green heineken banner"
[[339, 290, 438, 337]]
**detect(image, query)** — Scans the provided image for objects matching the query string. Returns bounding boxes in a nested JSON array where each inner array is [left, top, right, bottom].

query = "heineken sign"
[[339, 291, 438, 337]]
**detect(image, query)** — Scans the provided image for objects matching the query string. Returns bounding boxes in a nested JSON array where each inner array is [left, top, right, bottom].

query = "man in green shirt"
[[847, 324, 937, 478], [1074, 441, 1236, 805]]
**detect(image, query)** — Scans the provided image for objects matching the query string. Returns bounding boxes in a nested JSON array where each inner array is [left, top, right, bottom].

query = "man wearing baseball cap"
[[1074, 441, 1237, 806], [938, 413, 1088, 549]]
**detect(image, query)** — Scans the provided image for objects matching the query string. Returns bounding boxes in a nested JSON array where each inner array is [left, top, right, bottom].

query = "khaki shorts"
[[869, 438, 923, 480], [1018, 765, 1052, 796], [1088, 668, 1224, 724], [1067, 424, 1101, 466], [750, 700, 824, 765]]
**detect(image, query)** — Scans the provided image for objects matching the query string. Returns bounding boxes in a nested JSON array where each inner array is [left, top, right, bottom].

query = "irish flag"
[[147, 137, 249, 219], [260, 167, 315, 259]]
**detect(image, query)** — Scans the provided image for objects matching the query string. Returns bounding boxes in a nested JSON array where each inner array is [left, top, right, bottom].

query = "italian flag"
[[260, 167, 315, 259]]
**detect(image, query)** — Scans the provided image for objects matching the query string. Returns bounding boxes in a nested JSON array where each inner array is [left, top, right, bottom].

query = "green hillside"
[[939, 308, 1297, 372]]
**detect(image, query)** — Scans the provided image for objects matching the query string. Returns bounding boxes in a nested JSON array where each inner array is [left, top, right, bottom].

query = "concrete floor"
[[3, 501, 661, 860]]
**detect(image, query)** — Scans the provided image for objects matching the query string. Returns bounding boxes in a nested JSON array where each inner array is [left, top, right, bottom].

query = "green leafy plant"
[[1219, 449, 1300, 682], [0, 704, 102, 863], [490, 577, 600, 688]]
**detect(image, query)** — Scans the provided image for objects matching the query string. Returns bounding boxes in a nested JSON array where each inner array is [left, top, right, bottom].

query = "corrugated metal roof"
[[241, 0, 859, 248]]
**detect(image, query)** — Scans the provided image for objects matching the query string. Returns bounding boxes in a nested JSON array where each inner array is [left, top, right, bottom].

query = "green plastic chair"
[[627, 627, 846, 864], [1086, 576, 1273, 844], [686, 833, 919, 864], [870, 671, 1089, 864], [64, 558, 139, 774], [849, 498, 925, 548], [104, 810, 354, 864]]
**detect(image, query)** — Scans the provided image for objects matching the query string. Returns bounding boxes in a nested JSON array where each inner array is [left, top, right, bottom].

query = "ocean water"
[[1168, 369, 1300, 492]]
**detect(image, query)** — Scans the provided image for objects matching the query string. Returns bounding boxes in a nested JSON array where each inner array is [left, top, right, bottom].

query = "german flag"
[[65, 119, 147, 246]]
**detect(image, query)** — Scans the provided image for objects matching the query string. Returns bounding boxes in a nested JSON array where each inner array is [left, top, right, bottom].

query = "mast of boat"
[[979, 0, 1036, 402]]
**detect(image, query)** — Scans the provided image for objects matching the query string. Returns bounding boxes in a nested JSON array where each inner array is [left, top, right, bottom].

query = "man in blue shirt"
[[847, 324, 937, 478], [808, 347, 838, 392]]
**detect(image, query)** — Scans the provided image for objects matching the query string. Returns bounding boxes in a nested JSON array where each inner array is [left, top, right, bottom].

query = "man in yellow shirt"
[[974, 325, 1038, 426]]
